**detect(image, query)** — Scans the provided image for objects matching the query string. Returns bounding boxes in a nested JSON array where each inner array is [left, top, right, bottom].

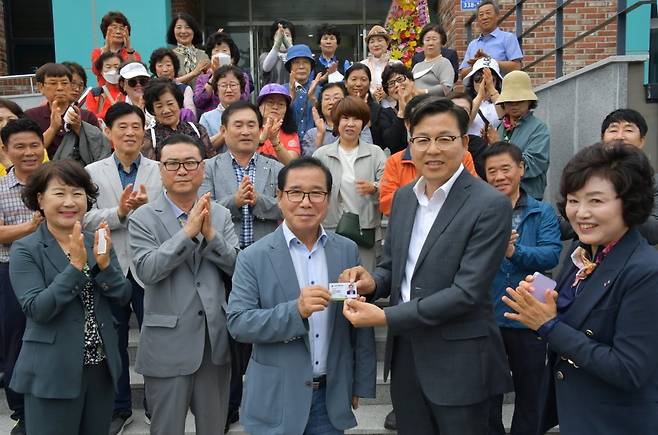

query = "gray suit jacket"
[[84, 154, 163, 285], [9, 223, 131, 398], [128, 192, 239, 377], [199, 152, 283, 244], [374, 170, 513, 406], [227, 227, 376, 435]]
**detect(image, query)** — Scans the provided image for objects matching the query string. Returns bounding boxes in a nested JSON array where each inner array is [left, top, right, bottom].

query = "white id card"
[[329, 282, 358, 301]]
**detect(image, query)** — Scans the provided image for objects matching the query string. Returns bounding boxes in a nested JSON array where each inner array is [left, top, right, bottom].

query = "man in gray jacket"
[[129, 133, 239, 435]]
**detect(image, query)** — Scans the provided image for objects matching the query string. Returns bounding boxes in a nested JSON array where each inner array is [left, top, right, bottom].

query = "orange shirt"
[[85, 84, 124, 120], [379, 147, 478, 216], [258, 131, 301, 161]]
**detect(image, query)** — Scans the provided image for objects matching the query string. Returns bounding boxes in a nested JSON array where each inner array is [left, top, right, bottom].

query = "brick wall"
[[0, 0, 7, 75], [440, 0, 618, 86], [171, 0, 201, 19]]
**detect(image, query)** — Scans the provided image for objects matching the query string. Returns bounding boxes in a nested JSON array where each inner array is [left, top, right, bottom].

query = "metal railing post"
[[556, 0, 564, 78], [516, 1, 524, 48], [617, 0, 628, 55]]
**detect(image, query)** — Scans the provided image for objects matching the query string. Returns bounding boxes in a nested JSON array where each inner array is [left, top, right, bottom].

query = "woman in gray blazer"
[[313, 96, 386, 271], [8, 160, 131, 435]]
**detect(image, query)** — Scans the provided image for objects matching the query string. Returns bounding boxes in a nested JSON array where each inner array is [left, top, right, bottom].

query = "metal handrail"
[[0, 73, 37, 94], [464, 0, 656, 80]]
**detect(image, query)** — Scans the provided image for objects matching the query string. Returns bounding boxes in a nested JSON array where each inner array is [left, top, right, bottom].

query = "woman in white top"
[[312, 96, 386, 271], [360, 25, 397, 106], [411, 24, 454, 96], [463, 57, 504, 137]]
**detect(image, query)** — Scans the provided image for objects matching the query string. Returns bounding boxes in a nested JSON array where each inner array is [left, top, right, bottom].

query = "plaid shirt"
[[0, 169, 34, 262], [231, 153, 257, 247]]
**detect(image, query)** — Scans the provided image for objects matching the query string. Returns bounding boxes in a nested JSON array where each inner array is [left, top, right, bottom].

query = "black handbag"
[[335, 212, 375, 248]]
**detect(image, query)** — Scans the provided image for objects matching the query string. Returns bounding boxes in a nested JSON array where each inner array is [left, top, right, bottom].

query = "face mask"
[[102, 70, 120, 84]]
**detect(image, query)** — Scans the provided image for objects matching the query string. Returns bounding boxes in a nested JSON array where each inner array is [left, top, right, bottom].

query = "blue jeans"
[[303, 387, 343, 435], [111, 272, 144, 413]]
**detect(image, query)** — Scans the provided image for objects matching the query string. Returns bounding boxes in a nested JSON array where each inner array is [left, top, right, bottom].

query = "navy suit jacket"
[[8, 223, 131, 399], [538, 228, 658, 434]]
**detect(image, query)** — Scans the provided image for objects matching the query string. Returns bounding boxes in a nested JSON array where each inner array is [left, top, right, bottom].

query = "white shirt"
[[468, 99, 501, 136], [337, 145, 361, 215], [282, 221, 331, 376], [400, 165, 464, 303]]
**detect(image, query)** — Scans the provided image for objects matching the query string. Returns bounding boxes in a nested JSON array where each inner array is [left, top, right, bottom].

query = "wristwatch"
[[126, 49, 135, 54], [372, 181, 380, 192]]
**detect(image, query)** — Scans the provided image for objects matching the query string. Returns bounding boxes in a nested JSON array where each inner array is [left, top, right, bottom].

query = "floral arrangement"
[[385, 0, 431, 66]]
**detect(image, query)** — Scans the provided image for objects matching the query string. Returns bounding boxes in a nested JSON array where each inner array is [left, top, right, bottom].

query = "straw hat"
[[496, 70, 537, 104], [365, 25, 390, 44]]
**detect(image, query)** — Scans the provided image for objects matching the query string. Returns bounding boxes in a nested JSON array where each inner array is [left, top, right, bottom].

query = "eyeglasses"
[[264, 99, 287, 109], [162, 160, 202, 171], [218, 82, 240, 90], [127, 77, 149, 87], [386, 76, 406, 89], [71, 81, 85, 91], [284, 190, 328, 203], [409, 135, 462, 150], [472, 73, 484, 82]]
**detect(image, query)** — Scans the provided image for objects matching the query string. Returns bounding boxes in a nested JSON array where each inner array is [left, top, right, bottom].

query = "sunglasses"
[[127, 77, 149, 87]]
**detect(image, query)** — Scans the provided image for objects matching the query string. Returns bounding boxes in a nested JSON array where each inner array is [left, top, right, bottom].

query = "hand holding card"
[[330, 282, 358, 301]]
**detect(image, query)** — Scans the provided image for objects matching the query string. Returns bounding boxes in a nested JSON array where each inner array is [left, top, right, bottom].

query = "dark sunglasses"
[[127, 77, 149, 87]]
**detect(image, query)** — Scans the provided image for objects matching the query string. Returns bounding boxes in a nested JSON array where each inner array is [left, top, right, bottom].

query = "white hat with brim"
[[120, 62, 149, 79]]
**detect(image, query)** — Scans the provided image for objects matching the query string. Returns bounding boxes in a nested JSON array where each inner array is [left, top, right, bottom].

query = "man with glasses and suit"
[[128, 133, 239, 435], [340, 97, 512, 435]]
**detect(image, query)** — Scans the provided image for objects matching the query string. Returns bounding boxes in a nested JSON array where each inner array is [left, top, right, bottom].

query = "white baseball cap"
[[463, 57, 502, 87], [120, 62, 150, 79]]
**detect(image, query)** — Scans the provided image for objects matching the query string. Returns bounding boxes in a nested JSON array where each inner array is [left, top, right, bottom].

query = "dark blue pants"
[[228, 337, 251, 412], [0, 262, 25, 421], [488, 327, 547, 435], [303, 386, 343, 435], [110, 272, 144, 413]]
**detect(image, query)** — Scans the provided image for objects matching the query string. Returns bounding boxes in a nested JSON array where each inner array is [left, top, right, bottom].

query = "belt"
[[312, 375, 326, 390]]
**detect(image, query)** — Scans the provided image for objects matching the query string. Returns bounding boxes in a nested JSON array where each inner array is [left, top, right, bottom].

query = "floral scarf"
[[501, 111, 531, 140], [570, 240, 619, 287], [174, 43, 197, 74]]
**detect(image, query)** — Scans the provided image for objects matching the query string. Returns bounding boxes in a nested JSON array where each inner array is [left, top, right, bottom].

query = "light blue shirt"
[[199, 105, 225, 138], [282, 221, 330, 376], [460, 27, 523, 70]]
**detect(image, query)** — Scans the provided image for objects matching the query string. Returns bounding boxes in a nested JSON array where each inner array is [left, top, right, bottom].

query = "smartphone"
[[97, 228, 107, 255], [531, 272, 556, 303], [213, 52, 232, 67]]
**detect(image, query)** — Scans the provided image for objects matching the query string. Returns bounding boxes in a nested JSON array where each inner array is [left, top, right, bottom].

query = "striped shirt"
[[231, 153, 257, 248], [0, 169, 33, 262]]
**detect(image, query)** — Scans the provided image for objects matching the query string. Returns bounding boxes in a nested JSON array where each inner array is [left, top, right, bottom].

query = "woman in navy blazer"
[[503, 143, 658, 435], [8, 160, 131, 435]]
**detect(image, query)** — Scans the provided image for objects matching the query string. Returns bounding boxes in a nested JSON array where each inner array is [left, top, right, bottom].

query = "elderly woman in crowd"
[[344, 63, 396, 152], [411, 24, 454, 96], [8, 160, 131, 435], [117, 62, 155, 130], [62, 62, 88, 104], [302, 82, 372, 156], [485, 70, 549, 200], [90, 11, 140, 84], [149, 47, 197, 120], [167, 12, 209, 89], [313, 96, 386, 271], [141, 78, 213, 160], [86, 52, 124, 121], [361, 25, 396, 106], [256, 83, 300, 164], [259, 19, 295, 85], [194, 32, 252, 115], [199, 64, 245, 150], [463, 57, 503, 137], [503, 142, 658, 435]]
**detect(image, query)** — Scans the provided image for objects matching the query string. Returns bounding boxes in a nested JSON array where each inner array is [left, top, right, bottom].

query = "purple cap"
[[257, 83, 292, 106]]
